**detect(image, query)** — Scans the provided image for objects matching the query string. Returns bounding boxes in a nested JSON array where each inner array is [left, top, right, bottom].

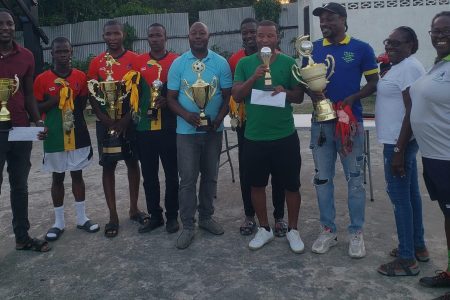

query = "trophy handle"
[[209, 76, 218, 99], [182, 79, 194, 101], [87, 79, 106, 105], [11, 74, 20, 95], [325, 55, 335, 81], [118, 82, 130, 102], [291, 65, 309, 88]]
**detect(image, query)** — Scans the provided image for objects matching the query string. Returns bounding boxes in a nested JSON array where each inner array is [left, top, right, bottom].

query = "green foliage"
[[123, 22, 137, 51], [210, 44, 232, 60], [72, 55, 96, 73], [253, 0, 282, 23]]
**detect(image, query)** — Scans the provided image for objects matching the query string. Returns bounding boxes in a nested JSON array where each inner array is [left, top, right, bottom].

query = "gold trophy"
[[88, 53, 129, 161], [147, 59, 163, 121], [0, 75, 19, 131], [292, 35, 337, 122], [183, 60, 217, 131], [260, 47, 273, 91]]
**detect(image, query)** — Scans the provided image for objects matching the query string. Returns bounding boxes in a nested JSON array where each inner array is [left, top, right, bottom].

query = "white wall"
[[299, 0, 450, 70]]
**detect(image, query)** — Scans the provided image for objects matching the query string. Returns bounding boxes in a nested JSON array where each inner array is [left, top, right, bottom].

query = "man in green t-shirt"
[[232, 20, 305, 253]]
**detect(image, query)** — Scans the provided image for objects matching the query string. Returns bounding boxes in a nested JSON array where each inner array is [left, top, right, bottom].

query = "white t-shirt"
[[375, 56, 425, 144], [410, 58, 450, 160]]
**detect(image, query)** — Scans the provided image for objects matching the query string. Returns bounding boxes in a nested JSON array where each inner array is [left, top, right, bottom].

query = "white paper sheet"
[[8, 127, 42, 141], [250, 89, 286, 108]]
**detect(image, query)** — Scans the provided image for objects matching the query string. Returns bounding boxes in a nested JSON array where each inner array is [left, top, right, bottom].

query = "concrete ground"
[[0, 127, 448, 300]]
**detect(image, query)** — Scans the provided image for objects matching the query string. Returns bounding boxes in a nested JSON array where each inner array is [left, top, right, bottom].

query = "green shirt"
[[234, 53, 298, 141]]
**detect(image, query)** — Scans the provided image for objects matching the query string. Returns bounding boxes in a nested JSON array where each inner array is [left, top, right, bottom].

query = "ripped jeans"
[[310, 121, 365, 233]]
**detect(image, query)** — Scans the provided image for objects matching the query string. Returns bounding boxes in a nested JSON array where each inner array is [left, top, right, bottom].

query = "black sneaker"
[[166, 218, 180, 234], [138, 218, 164, 233], [420, 271, 450, 288]]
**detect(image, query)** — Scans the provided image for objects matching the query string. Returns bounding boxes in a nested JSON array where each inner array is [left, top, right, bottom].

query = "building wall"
[[300, 0, 450, 70]]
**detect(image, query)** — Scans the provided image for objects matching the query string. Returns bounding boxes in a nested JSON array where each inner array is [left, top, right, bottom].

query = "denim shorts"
[[422, 157, 450, 217], [243, 132, 301, 191]]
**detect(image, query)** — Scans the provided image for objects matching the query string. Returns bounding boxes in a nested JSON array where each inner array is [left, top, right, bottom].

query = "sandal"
[[130, 211, 150, 225], [104, 223, 119, 238], [390, 247, 430, 262], [274, 218, 288, 237], [240, 217, 256, 236], [77, 220, 100, 233], [377, 258, 420, 276], [16, 238, 51, 252], [45, 227, 64, 241]]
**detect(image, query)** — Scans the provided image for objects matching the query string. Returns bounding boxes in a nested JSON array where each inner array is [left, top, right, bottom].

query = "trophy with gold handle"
[[260, 47, 273, 91], [292, 35, 337, 122], [88, 53, 129, 161], [147, 59, 163, 121], [0, 75, 19, 131], [183, 60, 217, 131]]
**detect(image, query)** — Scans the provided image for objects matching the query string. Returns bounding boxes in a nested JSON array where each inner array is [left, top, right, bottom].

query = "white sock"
[[53, 205, 65, 229], [75, 201, 89, 226]]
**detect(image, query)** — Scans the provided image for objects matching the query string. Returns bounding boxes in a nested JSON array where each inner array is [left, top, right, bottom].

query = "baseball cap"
[[312, 2, 347, 17]]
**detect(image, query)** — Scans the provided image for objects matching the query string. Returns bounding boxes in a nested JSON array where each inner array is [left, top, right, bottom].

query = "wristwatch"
[[393, 146, 401, 153], [36, 120, 45, 127]]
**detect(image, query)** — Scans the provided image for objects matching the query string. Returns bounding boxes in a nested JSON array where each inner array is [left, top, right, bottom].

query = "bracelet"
[[36, 120, 45, 126]]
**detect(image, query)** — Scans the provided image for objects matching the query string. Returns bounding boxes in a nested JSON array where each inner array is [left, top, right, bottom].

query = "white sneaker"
[[348, 231, 366, 258], [286, 229, 305, 253], [249, 227, 274, 250], [311, 226, 338, 254]]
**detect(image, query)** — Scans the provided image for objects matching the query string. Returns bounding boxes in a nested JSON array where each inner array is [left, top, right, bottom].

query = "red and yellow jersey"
[[228, 49, 247, 123], [132, 52, 178, 131], [87, 50, 137, 81], [34, 69, 91, 153]]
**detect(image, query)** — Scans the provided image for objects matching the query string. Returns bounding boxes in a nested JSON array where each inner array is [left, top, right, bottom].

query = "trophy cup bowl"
[[0, 75, 19, 131], [184, 60, 217, 132], [88, 78, 128, 163], [292, 35, 336, 122], [260, 46, 273, 91], [148, 79, 162, 121]]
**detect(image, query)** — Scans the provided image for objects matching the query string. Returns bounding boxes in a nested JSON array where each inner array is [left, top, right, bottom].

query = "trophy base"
[[102, 134, 124, 163], [147, 108, 158, 121], [314, 98, 337, 122], [0, 120, 12, 132], [196, 116, 212, 132]]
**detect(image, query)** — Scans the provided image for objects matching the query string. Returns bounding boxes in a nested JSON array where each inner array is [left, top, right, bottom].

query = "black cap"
[[312, 2, 347, 17]]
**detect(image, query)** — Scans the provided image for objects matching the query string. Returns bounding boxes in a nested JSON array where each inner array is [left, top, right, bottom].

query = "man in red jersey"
[[132, 23, 180, 234], [34, 37, 99, 242], [87, 19, 147, 238], [0, 8, 49, 252], [228, 18, 287, 237]]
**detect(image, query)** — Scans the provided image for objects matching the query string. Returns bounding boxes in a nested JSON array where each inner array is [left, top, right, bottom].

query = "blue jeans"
[[384, 140, 425, 259], [177, 132, 223, 230], [310, 121, 365, 233]]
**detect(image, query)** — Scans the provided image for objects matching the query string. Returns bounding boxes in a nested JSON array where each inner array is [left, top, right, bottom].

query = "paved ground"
[[0, 127, 448, 300]]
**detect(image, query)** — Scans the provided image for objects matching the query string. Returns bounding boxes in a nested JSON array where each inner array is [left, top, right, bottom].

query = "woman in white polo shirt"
[[375, 26, 428, 277], [410, 11, 450, 290]]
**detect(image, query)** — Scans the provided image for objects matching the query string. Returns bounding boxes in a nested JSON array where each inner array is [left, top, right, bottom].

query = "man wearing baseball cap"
[[308, 2, 379, 258]]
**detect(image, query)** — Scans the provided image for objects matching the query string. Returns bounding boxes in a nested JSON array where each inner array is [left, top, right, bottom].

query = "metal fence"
[[15, 3, 299, 63]]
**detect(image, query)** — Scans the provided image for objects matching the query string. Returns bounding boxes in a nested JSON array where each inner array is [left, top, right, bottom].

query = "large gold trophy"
[[0, 75, 19, 131], [88, 53, 129, 161], [147, 59, 163, 121], [292, 35, 337, 122], [183, 60, 217, 131], [260, 47, 273, 91]]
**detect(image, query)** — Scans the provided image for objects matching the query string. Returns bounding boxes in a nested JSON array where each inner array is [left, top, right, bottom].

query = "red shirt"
[[228, 49, 246, 75], [0, 41, 35, 126], [87, 50, 137, 81]]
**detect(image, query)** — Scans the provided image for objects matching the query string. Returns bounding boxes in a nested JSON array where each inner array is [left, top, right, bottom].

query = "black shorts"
[[422, 157, 450, 217], [95, 121, 138, 167], [244, 132, 301, 192]]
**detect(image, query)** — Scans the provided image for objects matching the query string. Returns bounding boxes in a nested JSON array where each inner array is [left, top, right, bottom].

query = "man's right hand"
[[183, 112, 201, 128], [309, 91, 326, 103], [250, 64, 268, 81]]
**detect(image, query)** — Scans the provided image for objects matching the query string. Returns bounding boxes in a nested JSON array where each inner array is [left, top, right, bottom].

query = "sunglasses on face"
[[383, 39, 410, 47]]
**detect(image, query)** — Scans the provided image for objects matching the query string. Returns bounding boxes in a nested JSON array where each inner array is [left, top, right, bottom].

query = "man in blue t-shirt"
[[167, 22, 232, 250], [308, 2, 378, 258]]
